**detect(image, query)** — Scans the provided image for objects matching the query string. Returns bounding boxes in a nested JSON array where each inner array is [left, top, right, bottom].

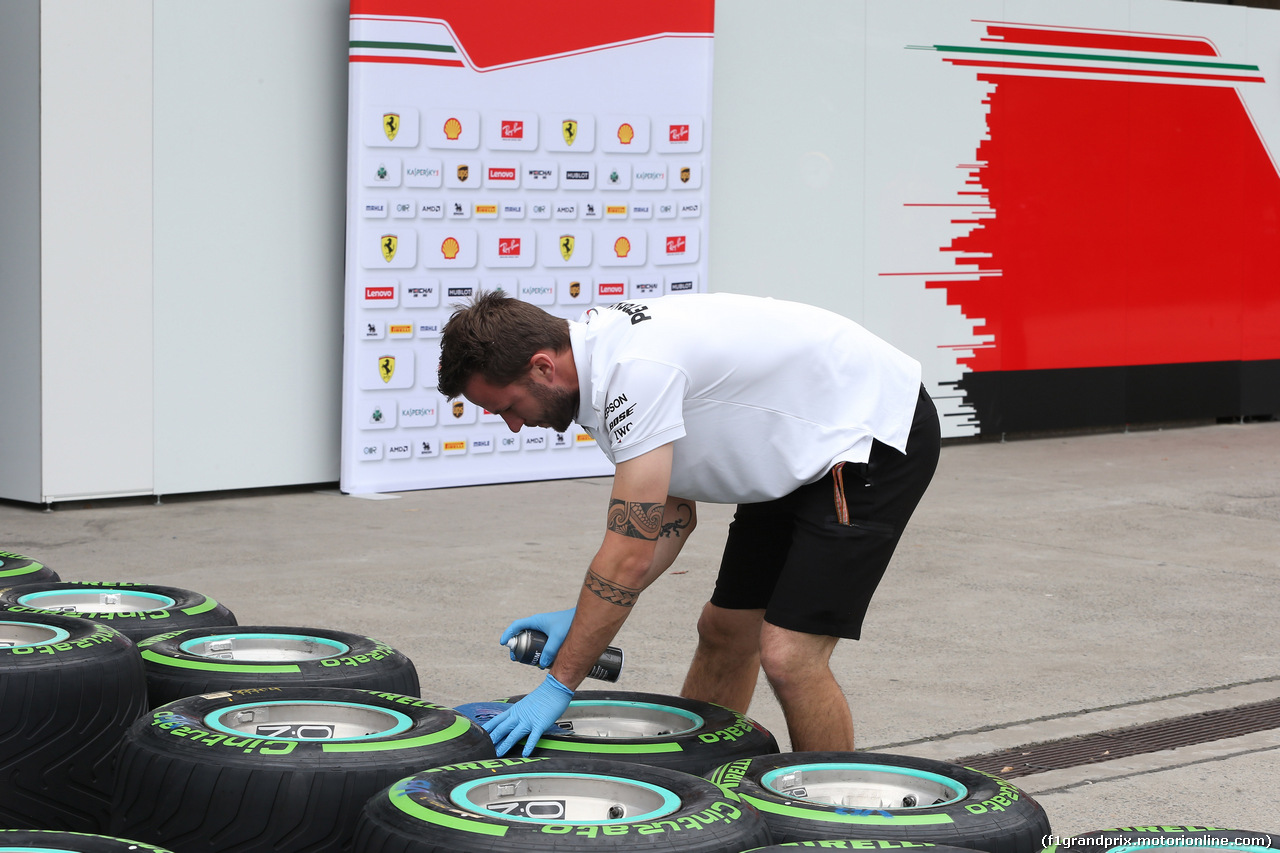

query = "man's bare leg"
[[759, 620, 853, 751], [679, 602, 764, 713]]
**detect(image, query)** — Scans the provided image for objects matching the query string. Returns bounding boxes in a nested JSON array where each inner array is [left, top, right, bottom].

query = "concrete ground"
[[2, 420, 1277, 840]]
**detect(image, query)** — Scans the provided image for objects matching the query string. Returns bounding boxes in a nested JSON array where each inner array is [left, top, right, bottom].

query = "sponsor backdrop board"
[[340, 1, 714, 494]]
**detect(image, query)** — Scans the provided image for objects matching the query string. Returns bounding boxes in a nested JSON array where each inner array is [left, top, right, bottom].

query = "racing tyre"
[[138, 625, 420, 707], [109, 687, 496, 853], [0, 550, 58, 584], [459, 691, 778, 775], [0, 612, 148, 832], [0, 581, 235, 643], [354, 756, 773, 853], [0, 830, 176, 853], [706, 752, 1049, 853], [1045, 829, 1280, 853]]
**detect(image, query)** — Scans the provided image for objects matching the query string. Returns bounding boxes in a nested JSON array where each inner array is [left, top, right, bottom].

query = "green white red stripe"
[[917, 22, 1264, 86]]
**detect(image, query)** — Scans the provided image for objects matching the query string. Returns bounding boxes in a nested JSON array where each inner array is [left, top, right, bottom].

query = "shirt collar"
[[568, 319, 598, 432]]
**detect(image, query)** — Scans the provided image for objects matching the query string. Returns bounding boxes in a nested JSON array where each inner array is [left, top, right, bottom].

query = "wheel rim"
[[204, 700, 413, 740], [761, 763, 967, 809], [553, 700, 704, 738], [16, 588, 176, 612], [448, 772, 681, 823], [0, 621, 73, 648], [178, 632, 351, 661]]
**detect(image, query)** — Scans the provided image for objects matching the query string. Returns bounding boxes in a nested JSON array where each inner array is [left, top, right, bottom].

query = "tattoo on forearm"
[[660, 502, 693, 538], [585, 570, 641, 607], [607, 499, 664, 540]]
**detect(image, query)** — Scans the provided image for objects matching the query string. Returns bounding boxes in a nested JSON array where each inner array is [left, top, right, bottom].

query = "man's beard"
[[524, 379, 579, 433]]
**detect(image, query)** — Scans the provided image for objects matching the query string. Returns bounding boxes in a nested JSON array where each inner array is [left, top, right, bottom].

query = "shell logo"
[[443, 117, 462, 140], [617, 123, 635, 145], [614, 236, 631, 258], [441, 237, 461, 260]]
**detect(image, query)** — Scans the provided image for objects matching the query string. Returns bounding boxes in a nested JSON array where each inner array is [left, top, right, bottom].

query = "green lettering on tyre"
[[388, 782, 507, 837]]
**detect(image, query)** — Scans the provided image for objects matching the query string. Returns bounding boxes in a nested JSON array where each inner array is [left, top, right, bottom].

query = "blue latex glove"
[[500, 607, 576, 668], [483, 673, 574, 757]]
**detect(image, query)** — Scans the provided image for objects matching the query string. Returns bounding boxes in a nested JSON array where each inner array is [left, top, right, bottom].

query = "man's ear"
[[527, 350, 556, 383]]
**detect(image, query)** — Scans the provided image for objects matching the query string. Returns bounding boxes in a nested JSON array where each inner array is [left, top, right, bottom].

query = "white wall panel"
[[40, 0, 155, 500], [708, 1, 869, 323], [151, 0, 349, 495]]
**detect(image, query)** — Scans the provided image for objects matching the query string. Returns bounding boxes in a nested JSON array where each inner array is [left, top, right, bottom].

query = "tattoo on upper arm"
[[585, 570, 641, 607], [607, 499, 664, 540], [660, 502, 693, 538]]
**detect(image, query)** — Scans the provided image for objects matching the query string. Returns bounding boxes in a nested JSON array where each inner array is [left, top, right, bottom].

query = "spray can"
[[506, 629, 624, 683]]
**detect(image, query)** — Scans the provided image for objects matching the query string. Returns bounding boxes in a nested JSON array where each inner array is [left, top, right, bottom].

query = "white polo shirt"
[[569, 293, 923, 504]]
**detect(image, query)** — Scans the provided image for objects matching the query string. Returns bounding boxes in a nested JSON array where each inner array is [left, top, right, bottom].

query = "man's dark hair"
[[437, 290, 571, 398]]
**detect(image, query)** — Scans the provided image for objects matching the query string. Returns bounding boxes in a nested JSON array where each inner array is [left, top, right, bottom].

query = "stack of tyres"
[[110, 687, 497, 853], [0, 550, 59, 584], [464, 690, 779, 776], [0, 612, 148, 832], [137, 625, 420, 707], [0, 581, 236, 643], [355, 756, 774, 853], [705, 752, 1051, 853]]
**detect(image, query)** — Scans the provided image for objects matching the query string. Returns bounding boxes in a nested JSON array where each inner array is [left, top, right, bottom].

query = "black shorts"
[[709, 385, 940, 639]]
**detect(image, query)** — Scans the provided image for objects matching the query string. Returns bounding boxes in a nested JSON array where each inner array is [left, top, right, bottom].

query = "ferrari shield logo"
[[380, 234, 397, 263], [383, 113, 400, 141], [559, 235, 575, 261], [378, 356, 395, 383], [562, 120, 578, 146]]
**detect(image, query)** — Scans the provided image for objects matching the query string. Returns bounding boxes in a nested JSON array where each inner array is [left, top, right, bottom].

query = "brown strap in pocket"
[[831, 461, 849, 525]]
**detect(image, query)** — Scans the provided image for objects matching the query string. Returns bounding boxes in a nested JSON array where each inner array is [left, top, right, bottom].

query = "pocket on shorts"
[[830, 461, 876, 526]]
